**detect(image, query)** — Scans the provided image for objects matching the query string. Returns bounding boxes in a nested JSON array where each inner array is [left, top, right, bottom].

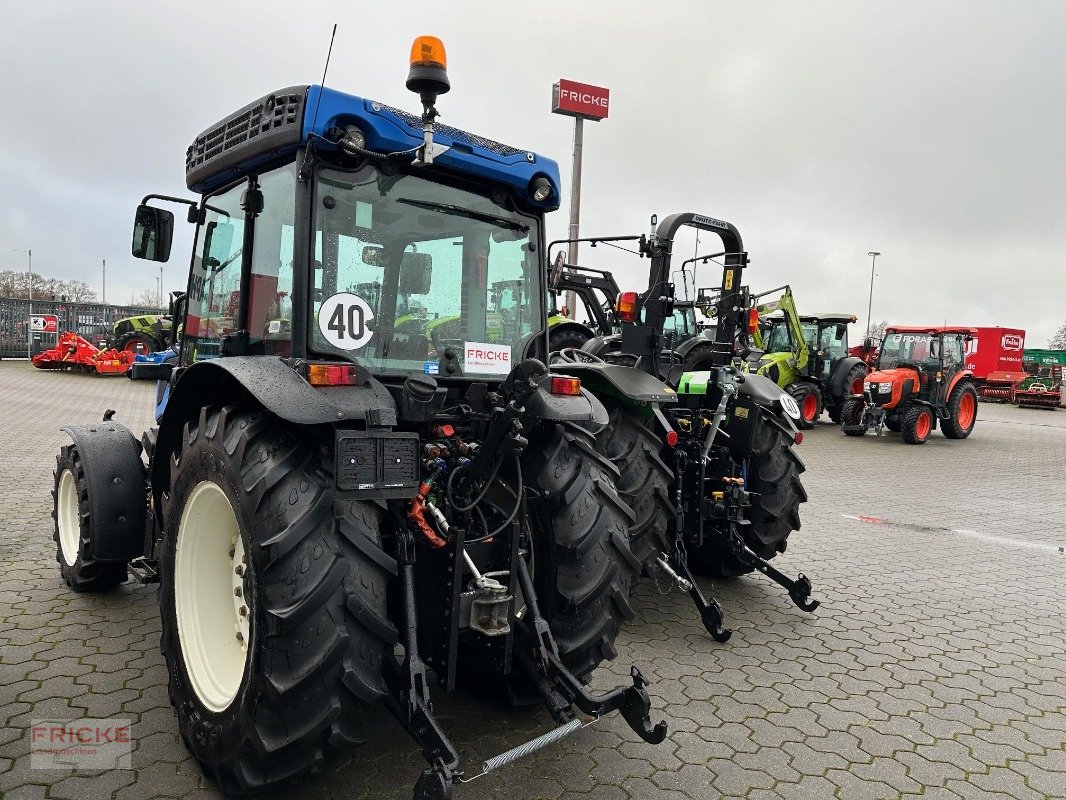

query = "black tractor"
[[553, 214, 819, 641]]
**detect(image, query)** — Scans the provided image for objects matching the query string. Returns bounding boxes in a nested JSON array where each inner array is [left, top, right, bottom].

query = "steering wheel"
[[553, 347, 604, 364]]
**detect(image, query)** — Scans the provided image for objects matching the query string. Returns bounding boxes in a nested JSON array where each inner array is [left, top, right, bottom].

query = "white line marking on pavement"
[[841, 515, 1064, 553]]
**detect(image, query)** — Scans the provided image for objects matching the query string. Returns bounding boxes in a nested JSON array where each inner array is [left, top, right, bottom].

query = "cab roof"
[[885, 325, 977, 335], [184, 85, 561, 210]]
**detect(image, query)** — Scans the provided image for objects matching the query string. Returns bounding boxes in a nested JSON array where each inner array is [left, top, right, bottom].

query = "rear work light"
[[747, 308, 760, 334], [549, 376, 582, 396], [307, 363, 361, 387], [616, 292, 639, 322]]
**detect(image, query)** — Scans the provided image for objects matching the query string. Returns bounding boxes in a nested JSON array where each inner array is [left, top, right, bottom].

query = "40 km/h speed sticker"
[[318, 293, 375, 350]]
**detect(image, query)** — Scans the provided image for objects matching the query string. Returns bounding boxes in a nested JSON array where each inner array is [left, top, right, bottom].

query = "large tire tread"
[[159, 405, 395, 795], [593, 404, 674, 573], [51, 445, 129, 591], [524, 422, 639, 681]]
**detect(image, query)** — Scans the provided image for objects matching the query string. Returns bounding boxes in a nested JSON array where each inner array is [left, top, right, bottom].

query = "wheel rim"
[[916, 411, 931, 439], [851, 376, 865, 395], [801, 393, 818, 421], [123, 337, 149, 354], [57, 470, 80, 567], [957, 392, 976, 429], [175, 481, 250, 712]]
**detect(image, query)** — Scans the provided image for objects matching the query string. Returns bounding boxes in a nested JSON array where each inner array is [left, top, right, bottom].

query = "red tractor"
[[841, 326, 978, 444]]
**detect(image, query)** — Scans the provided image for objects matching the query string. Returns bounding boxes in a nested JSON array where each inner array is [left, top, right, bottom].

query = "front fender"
[[61, 421, 147, 562], [828, 356, 865, 398]]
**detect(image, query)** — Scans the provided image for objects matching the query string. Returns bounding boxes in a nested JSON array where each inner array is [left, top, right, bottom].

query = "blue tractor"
[[49, 37, 669, 798]]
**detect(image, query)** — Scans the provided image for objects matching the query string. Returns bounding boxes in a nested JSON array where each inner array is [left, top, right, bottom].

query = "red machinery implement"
[[1013, 366, 1062, 409], [31, 331, 134, 375]]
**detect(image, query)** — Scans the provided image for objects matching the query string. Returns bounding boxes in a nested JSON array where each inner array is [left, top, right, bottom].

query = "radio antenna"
[[309, 24, 338, 136]]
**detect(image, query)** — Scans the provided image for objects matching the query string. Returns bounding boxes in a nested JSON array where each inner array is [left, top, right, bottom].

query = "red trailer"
[[964, 327, 1027, 401]]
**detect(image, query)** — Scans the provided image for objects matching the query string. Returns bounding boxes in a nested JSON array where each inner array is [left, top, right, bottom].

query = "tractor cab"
[[842, 325, 978, 443]]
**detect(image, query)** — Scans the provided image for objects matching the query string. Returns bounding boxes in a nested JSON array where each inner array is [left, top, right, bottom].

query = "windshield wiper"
[[397, 198, 529, 233]]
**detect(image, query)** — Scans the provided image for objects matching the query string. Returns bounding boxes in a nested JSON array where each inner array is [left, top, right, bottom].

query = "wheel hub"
[[174, 481, 250, 713]]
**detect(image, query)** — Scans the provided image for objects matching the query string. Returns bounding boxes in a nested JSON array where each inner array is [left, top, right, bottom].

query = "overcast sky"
[[2, 0, 1063, 344]]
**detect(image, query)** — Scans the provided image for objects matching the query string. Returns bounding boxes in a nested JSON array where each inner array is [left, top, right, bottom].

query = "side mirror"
[[836, 324, 847, 339], [400, 252, 433, 295], [863, 338, 874, 350], [132, 205, 174, 262]]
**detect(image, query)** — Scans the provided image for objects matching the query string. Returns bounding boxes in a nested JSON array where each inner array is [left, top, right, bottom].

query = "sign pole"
[[26, 249, 32, 360], [565, 116, 584, 315]]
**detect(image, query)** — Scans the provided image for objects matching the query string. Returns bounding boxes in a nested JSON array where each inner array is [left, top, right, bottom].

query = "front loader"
[[48, 38, 667, 799], [745, 287, 867, 428], [553, 214, 819, 641]]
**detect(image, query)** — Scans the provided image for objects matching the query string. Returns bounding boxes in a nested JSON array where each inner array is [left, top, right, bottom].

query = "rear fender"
[[552, 362, 677, 407], [61, 422, 148, 561], [829, 356, 865, 398], [151, 358, 398, 533]]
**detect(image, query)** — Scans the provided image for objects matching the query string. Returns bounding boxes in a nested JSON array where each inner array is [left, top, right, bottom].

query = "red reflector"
[[550, 376, 582, 396], [616, 291, 638, 322], [307, 363, 358, 386], [665, 430, 679, 447], [794, 432, 804, 445], [437, 424, 455, 438]]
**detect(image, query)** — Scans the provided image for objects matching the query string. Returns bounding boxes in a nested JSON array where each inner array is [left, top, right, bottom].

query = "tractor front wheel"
[[159, 406, 394, 794], [900, 404, 933, 444], [788, 382, 822, 429], [52, 445, 129, 591], [941, 381, 978, 439], [114, 332, 161, 356], [840, 397, 868, 436]]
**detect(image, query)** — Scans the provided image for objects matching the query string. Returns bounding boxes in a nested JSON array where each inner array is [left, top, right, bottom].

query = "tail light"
[[747, 308, 760, 334], [794, 432, 804, 445], [550, 376, 582, 396], [616, 292, 638, 322], [665, 430, 679, 447], [307, 363, 361, 386]]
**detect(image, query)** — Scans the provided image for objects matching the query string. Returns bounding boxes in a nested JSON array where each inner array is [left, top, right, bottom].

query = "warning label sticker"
[[464, 341, 511, 374]]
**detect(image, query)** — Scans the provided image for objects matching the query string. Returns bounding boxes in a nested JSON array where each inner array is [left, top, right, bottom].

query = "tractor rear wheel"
[[690, 416, 807, 577], [524, 422, 640, 680], [590, 402, 674, 575], [900, 404, 933, 444], [548, 325, 593, 354], [828, 364, 867, 423], [840, 397, 868, 435], [941, 381, 978, 439], [159, 405, 395, 794], [788, 382, 822, 429], [52, 445, 129, 591]]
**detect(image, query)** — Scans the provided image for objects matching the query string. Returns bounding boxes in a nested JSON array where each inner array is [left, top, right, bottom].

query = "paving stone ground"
[[1, 359, 1063, 800]]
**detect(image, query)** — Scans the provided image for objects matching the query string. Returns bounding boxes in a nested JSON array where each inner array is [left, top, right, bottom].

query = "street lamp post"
[[14, 249, 32, 359], [865, 251, 881, 341], [98, 258, 106, 303]]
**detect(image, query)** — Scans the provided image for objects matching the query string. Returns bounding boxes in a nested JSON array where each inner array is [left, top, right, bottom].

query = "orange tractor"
[[840, 325, 978, 444]]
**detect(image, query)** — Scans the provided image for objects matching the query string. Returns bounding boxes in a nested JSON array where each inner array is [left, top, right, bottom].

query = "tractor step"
[[127, 557, 159, 584]]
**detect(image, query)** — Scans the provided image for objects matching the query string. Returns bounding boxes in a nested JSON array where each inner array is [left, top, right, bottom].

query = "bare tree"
[[868, 319, 889, 342], [1049, 321, 1066, 350], [129, 288, 161, 307], [62, 280, 97, 303]]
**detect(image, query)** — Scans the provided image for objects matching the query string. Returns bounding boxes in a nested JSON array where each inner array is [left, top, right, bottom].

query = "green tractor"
[[745, 286, 868, 429], [110, 307, 175, 355], [554, 214, 819, 640]]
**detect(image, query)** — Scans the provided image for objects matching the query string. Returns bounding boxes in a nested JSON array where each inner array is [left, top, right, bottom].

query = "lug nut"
[[235, 564, 245, 577], [239, 605, 248, 617], [235, 631, 244, 643], [234, 586, 243, 598], [229, 548, 235, 558]]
